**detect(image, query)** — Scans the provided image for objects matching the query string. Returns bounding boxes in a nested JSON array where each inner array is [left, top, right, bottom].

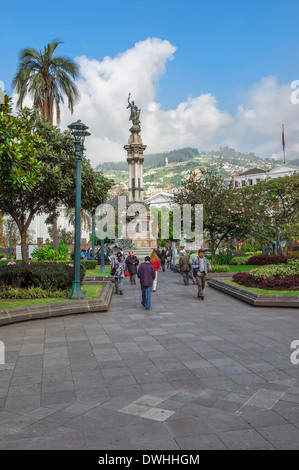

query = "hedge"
[[0, 263, 86, 290], [229, 256, 250, 265], [247, 255, 288, 265], [233, 272, 299, 289]]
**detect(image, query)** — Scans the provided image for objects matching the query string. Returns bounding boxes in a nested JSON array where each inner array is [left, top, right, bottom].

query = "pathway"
[[0, 269, 299, 449]]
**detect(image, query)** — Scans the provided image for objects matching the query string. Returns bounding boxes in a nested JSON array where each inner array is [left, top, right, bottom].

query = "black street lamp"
[[99, 205, 107, 274], [7, 218, 14, 259], [68, 120, 90, 299]]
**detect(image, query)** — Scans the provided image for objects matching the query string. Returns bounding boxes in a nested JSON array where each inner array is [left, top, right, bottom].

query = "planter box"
[[0, 281, 114, 327], [207, 279, 299, 308]]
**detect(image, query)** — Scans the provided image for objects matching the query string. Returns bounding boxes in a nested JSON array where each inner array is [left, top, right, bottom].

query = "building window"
[[256, 178, 261, 183], [235, 181, 238, 188], [248, 179, 253, 185], [242, 180, 246, 187]]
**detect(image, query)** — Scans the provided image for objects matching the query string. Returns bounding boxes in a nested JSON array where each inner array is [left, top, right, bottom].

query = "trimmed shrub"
[[0, 286, 69, 299], [250, 264, 299, 280], [247, 255, 288, 265], [229, 256, 250, 265], [0, 263, 85, 290], [211, 265, 230, 272], [233, 270, 299, 289], [0, 260, 23, 266], [79, 260, 98, 270]]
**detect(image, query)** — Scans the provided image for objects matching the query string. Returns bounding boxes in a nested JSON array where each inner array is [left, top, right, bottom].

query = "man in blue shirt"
[[191, 250, 212, 300]]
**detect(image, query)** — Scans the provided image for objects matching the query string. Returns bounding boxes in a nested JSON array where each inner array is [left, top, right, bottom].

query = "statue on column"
[[127, 93, 141, 133]]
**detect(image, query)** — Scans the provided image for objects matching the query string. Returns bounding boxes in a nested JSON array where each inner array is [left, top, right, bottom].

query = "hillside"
[[96, 147, 283, 197]]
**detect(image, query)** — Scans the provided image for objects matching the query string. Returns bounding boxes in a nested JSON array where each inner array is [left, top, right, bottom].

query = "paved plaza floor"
[[0, 269, 299, 450]]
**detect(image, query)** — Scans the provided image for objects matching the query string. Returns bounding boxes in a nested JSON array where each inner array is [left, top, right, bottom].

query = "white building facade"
[[233, 165, 298, 188]]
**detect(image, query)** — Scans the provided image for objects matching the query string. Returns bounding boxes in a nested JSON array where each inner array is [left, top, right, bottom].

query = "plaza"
[[0, 270, 298, 450]]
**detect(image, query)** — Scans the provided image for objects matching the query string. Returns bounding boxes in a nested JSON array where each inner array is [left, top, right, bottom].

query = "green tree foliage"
[[0, 96, 43, 196], [0, 105, 113, 262], [12, 39, 79, 124]]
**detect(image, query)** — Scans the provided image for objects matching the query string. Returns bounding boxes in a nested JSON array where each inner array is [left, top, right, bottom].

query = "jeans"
[[115, 277, 124, 292], [153, 271, 158, 291], [167, 260, 172, 269], [182, 271, 189, 285], [141, 285, 152, 309]]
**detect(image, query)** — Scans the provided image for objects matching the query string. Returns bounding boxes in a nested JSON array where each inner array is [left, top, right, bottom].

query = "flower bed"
[[233, 261, 299, 290], [247, 255, 288, 265]]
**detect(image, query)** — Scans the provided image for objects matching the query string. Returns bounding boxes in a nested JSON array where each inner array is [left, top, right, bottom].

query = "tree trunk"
[[210, 230, 216, 265], [20, 228, 28, 263], [52, 217, 59, 250]]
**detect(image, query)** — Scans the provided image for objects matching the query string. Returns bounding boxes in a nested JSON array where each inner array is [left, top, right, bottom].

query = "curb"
[[0, 281, 114, 327], [207, 279, 299, 308]]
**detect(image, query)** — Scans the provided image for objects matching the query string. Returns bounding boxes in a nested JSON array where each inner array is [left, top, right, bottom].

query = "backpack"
[[110, 259, 116, 276]]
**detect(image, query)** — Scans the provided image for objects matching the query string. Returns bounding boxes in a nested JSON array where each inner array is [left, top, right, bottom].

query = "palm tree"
[[12, 39, 79, 250], [12, 39, 79, 124], [65, 207, 92, 232]]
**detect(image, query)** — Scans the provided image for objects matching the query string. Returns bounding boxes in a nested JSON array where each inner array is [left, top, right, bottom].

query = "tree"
[[0, 106, 113, 263], [173, 169, 265, 263], [12, 39, 79, 249], [253, 174, 299, 255], [12, 39, 79, 124]]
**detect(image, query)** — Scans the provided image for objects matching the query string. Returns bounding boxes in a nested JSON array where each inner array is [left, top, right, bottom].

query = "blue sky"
[[1, 0, 299, 162]]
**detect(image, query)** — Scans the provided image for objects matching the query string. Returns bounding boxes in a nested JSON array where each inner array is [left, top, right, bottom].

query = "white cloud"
[[11, 38, 299, 164], [0, 81, 4, 91]]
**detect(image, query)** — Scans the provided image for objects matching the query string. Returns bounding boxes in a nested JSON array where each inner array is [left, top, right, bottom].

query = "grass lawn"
[[228, 265, 261, 272], [0, 285, 104, 310], [224, 280, 299, 296], [85, 267, 111, 277]]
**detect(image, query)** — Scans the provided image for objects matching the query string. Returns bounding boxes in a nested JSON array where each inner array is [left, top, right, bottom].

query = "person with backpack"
[[191, 250, 212, 300], [159, 249, 166, 272], [137, 256, 156, 310], [111, 252, 126, 295], [125, 250, 139, 285], [166, 248, 172, 269]]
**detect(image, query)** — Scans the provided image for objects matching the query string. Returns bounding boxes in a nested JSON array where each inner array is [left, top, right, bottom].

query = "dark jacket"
[[179, 254, 190, 272], [125, 255, 139, 274], [137, 262, 156, 287]]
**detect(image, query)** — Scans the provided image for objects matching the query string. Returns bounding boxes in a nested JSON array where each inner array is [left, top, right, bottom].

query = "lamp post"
[[91, 211, 96, 261], [7, 219, 14, 259], [68, 120, 90, 299], [99, 205, 107, 274]]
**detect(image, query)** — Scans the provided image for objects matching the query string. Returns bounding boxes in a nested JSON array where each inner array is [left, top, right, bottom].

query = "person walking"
[[125, 250, 139, 285], [150, 250, 160, 292], [111, 252, 126, 295], [179, 251, 191, 285], [159, 249, 166, 272], [189, 250, 198, 285], [191, 250, 212, 300], [166, 248, 172, 269], [137, 256, 156, 310]]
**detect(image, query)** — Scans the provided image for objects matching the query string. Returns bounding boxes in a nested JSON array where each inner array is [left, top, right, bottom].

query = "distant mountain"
[[95, 146, 263, 172], [95, 147, 199, 172]]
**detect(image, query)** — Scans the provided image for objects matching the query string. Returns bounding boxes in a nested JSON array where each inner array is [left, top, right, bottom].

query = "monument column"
[[124, 93, 146, 203]]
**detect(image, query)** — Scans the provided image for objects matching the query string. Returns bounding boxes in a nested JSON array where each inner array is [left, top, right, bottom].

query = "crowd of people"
[[110, 247, 212, 310]]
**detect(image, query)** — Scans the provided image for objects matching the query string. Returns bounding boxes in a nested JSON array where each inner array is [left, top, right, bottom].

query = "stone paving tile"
[[175, 433, 228, 450], [240, 388, 285, 410], [256, 424, 299, 449], [217, 428, 272, 450], [1, 270, 299, 449]]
